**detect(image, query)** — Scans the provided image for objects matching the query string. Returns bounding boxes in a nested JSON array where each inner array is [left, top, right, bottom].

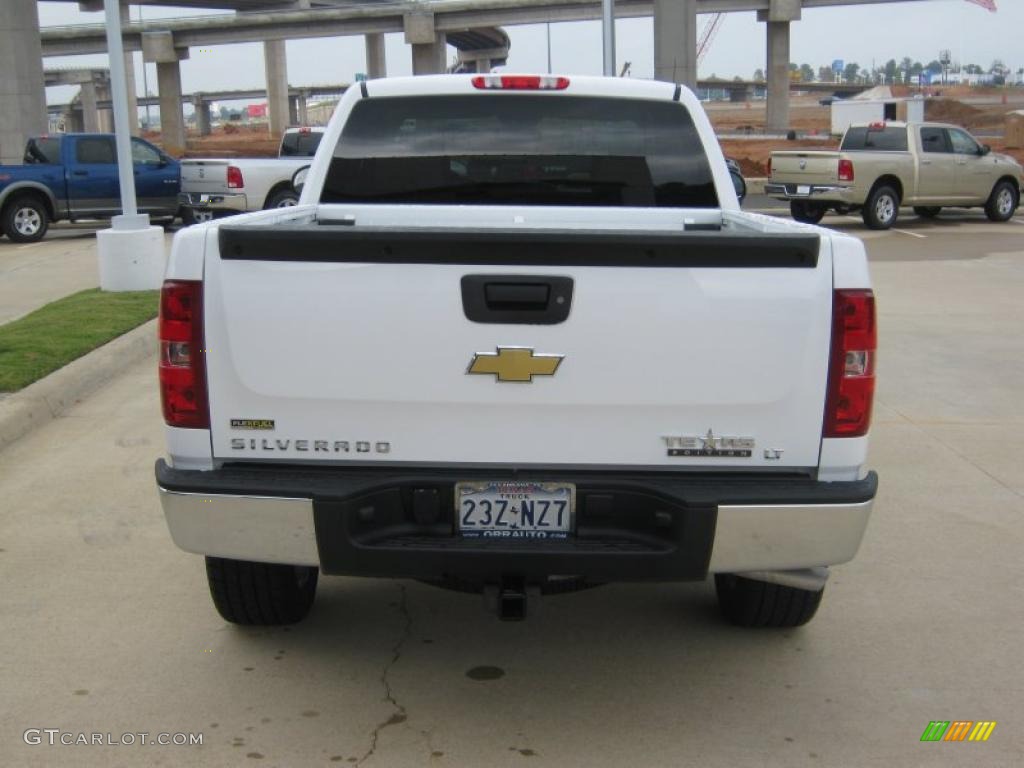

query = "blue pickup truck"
[[0, 133, 181, 243]]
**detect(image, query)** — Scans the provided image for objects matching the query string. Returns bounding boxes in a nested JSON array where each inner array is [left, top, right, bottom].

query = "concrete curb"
[[0, 318, 157, 452]]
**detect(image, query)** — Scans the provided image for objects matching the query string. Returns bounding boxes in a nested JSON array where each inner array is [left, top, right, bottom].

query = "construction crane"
[[696, 13, 724, 67]]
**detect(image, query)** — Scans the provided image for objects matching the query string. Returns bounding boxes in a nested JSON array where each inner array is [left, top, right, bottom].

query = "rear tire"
[[862, 184, 900, 230], [2, 194, 49, 243], [984, 180, 1018, 222], [714, 574, 823, 628], [913, 206, 941, 219], [205, 557, 318, 625], [180, 208, 214, 226], [265, 189, 299, 209], [790, 200, 826, 224]]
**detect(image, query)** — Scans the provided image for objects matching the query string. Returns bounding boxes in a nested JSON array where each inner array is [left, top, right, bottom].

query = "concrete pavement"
[[1, 215, 1023, 767], [0, 223, 174, 325]]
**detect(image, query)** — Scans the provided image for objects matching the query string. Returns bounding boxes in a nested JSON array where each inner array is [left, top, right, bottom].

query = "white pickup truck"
[[155, 75, 878, 627], [177, 127, 325, 224]]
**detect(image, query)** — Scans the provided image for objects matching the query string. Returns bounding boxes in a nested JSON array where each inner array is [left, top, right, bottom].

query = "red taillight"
[[838, 158, 854, 182], [824, 289, 876, 438], [226, 165, 244, 189], [767, 156, 772, 177], [159, 280, 209, 429], [471, 75, 570, 91]]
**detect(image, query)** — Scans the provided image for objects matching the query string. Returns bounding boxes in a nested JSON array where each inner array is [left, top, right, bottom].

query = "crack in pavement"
[[357, 582, 413, 766]]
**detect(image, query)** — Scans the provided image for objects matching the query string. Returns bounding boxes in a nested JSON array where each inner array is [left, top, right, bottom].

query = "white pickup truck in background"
[[177, 126, 325, 224], [156, 75, 878, 627]]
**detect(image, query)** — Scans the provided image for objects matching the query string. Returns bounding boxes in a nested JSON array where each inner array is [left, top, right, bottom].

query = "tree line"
[[750, 58, 1018, 85]]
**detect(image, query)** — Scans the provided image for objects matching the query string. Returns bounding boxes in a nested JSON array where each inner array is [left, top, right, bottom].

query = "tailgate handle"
[[485, 282, 549, 310], [461, 275, 573, 325]]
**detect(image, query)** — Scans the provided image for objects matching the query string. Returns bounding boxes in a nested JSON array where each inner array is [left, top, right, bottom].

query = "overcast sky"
[[39, 1, 1022, 108]]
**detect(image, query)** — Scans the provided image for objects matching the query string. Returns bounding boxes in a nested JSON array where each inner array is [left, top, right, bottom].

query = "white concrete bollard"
[[96, 225, 166, 291]]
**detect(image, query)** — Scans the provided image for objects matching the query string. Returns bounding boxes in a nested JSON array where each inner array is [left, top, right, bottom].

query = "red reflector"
[[767, 156, 772, 177], [299, 127, 311, 133], [838, 158, 854, 182], [471, 75, 570, 91], [226, 165, 244, 189], [825, 289, 876, 438], [159, 280, 209, 429], [868, 121, 886, 129]]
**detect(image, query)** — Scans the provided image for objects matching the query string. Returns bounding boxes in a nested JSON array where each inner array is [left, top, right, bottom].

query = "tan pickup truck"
[[766, 122, 1022, 229]]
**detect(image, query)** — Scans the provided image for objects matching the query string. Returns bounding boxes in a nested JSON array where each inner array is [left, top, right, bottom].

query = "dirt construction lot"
[[1, 209, 1023, 767]]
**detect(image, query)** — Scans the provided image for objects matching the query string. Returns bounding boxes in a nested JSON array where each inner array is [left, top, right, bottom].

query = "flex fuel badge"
[[230, 419, 275, 430]]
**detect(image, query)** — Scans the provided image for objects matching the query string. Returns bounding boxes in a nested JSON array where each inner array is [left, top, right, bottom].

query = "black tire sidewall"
[[266, 190, 299, 209], [985, 181, 1018, 222], [2, 196, 49, 243], [790, 200, 825, 224], [864, 185, 899, 230]]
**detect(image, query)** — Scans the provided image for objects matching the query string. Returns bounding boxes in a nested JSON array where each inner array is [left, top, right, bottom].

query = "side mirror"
[[980, 144, 991, 156], [292, 165, 310, 197]]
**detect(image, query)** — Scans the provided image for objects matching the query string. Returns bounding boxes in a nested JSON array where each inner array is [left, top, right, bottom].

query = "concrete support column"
[[475, 59, 492, 74], [765, 22, 791, 132], [759, 0, 800, 133], [96, 82, 114, 133], [653, 0, 697, 88], [81, 82, 101, 133], [67, 109, 85, 133], [143, 31, 189, 154], [365, 33, 387, 79], [120, 1, 139, 135], [405, 12, 447, 75], [193, 95, 212, 136], [156, 61, 185, 152], [411, 36, 447, 75], [264, 39, 290, 134], [0, 0, 48, 164], [296, 92, 309, 126]]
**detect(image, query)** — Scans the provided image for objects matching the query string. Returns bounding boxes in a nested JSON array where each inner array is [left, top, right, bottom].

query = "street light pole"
[[601, 0, 615, 76], [96, 0, 164, 292], [102, 0, 141, 223]]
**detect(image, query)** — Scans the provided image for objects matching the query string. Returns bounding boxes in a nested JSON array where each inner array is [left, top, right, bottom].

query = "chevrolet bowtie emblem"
[[467, 347, 564, 383]]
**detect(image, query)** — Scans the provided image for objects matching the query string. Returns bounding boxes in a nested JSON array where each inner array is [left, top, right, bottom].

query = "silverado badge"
[[467, 347, 564, 383]]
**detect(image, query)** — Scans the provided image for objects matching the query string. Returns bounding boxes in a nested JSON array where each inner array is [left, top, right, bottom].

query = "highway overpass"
[[2, 0, 934, 163]]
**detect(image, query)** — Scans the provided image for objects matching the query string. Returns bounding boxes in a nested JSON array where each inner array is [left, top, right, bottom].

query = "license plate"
[[796, 185, 811, 196], [455, 481, 575, 539]]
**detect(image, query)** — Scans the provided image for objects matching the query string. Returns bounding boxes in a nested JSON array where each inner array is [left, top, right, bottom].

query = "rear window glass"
[[24, 137, 61, 164], [321, 94, 718, 208], [281, 131, 323, 156], [841, 127, 908, 152]]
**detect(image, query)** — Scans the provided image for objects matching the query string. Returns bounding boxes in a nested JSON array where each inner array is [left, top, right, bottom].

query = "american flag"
[[965, 0, 997, 11]]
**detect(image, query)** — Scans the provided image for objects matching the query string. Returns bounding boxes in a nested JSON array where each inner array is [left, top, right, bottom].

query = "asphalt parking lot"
[[1, 209, 1022, 767]]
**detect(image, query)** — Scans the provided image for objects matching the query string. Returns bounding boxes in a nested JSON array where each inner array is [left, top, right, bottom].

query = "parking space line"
[[1011, 218, 1024, 225], [892, 229, 927, 239]]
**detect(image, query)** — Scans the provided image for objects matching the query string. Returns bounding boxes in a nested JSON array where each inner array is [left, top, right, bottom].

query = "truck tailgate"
[[180, 159, 229, 194], [203, 217, 833, 471], [771, 151, 841, 186]]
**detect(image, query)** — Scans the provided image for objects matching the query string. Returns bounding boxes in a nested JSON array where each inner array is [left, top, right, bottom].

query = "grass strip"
[[0, 288, 158, 392]]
